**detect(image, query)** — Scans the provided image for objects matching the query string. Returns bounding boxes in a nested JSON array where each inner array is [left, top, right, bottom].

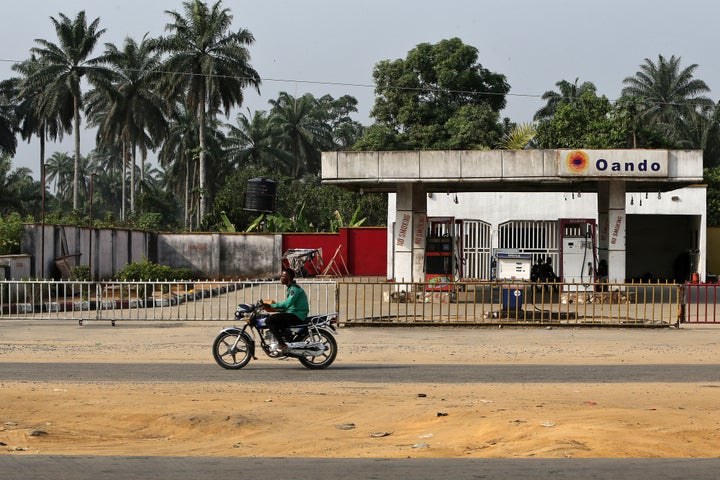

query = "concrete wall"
[[21, 224, 152, 280], [0, 254, 32, 280], [21, 224, 284, 280], [155, 232, 282, 279], [20, 225, 386, 280]]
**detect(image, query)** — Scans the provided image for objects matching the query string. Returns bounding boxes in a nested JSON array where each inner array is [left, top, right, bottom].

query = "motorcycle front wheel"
[[298, 330, 337, 369], [213, 331, 252, 369]]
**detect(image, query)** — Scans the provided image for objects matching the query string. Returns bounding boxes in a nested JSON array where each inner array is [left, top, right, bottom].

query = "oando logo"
[[561, 150, 668, 178], [566, 151, 590, 173]]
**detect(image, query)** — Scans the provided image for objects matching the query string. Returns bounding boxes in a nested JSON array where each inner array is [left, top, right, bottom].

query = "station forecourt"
[[321, 149, 705, 287]]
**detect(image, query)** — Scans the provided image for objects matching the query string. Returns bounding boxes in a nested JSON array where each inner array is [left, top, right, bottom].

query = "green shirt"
[[271, 282, 309, 321]]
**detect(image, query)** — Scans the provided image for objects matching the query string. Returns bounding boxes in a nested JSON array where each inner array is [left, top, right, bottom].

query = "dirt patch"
[[2, 323, 720, 457]]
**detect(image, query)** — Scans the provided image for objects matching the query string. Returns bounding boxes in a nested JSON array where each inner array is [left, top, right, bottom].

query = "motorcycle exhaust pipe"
[[286, 341, 327, 355]]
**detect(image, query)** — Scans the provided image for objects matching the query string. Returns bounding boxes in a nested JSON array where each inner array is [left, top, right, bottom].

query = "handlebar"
[[256, 299, 277, 312]]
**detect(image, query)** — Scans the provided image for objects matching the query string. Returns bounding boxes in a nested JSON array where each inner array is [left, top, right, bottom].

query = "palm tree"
[[0, 119, 14, 156], [0, 80, 18, 156], [269, 92, 333, 178], [12, 55, 74, 224], [139, 157, 165, 189], [0, 155, 41, 216], [621, 55, 713, 146], [85, 144, 125, 218], [85, 35, 167, 219], [534, 78, 597, 121], [159, 104, 200, 229], [85, 153, 123, 219], [681, 102, 720, 168], [225, 109, 294, 171], [496, 122, 537, 150], [27, 11, 112, 211], [155, 0, 261, 219], [159, 103, 229, 229], [44, 151, 77, 207]]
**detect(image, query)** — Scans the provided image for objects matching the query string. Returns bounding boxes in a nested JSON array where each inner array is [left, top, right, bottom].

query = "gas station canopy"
[[321, 149, 705, 285], [321, 149, 703, 193]]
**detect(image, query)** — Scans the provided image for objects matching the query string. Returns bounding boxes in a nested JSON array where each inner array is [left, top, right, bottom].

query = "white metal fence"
[[0, 280, 337, 325], [0, 278, 694, 327]]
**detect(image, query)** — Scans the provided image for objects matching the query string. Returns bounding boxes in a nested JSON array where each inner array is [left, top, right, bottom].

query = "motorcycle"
[[212, 300, 339, 369]]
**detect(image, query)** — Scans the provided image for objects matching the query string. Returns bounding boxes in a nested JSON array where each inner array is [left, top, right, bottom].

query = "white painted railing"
[[0, 280, 337, 325], [0, 278, 688, 327]]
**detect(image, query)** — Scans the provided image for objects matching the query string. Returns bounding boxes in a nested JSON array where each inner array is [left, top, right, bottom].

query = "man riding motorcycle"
[[265, 267, 309, 353]]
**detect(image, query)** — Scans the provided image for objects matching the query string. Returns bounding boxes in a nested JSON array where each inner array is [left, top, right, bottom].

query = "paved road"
[[3, 324, 720, 480], [2, 361, 720, 383], [2, 455, 720, 480], [3, 361, 720, 479]]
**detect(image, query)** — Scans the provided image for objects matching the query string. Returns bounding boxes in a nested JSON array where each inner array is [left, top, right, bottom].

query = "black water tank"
[[244, 177, 277, 213]]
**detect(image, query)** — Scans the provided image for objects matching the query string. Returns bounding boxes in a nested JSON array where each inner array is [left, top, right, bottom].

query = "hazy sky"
[[2, 0, 719, 177]]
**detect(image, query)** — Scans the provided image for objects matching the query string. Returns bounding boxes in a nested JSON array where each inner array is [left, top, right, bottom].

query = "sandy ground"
[[2, 320, 720, 458]]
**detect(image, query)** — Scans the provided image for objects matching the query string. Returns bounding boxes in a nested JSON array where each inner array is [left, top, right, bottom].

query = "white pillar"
[[393, 183, 426, 283], [597, 181, 627, 284], [597, 183, 609, 281], [605, 181, 626, 284]]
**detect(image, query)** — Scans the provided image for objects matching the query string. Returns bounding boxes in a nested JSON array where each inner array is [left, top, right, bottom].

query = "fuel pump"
[[560, 219, 596, 291], [425, 217, 461, 291]]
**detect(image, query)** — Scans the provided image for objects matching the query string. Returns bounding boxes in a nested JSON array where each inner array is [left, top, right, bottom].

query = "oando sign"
[[559, 149, 668, 178]]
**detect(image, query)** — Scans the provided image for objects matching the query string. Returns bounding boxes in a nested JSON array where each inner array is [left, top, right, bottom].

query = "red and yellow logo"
[[566, 150, 589, 174]]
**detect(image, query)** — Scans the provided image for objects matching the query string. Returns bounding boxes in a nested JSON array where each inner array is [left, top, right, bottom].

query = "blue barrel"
[[501, 285, 524, 310]]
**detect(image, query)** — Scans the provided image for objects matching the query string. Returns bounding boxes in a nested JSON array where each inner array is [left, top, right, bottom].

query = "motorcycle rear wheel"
[[213, 331, 252, 369], [297, 330, 337, 369]]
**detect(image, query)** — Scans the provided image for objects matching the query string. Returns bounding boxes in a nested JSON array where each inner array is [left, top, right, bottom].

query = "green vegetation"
[[0, 212, 29, 255], [355, 37, 508, 151], [70, 265, 91, 281], [117, 258, 195, 282], [2, 3, 720, 229]]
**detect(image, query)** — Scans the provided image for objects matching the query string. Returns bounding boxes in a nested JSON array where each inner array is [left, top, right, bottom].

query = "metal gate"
[[462, 220, 492, 280], [683, 283, 720, 323], [498, 220, 560, 272]]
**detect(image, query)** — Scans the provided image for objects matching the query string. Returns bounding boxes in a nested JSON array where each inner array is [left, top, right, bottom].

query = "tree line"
[[1, 1, 720, 236]]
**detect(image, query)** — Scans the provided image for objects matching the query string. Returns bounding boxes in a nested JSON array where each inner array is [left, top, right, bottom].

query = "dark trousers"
[[266, 313, 302, 344]]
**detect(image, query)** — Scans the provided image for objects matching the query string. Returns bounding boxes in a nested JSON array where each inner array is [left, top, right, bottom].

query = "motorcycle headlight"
[[237, 303, 253, 312]]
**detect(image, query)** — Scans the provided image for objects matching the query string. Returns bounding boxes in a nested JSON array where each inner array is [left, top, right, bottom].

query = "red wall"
[[345, 227, 387, 275], [282, 227, 386, 277]]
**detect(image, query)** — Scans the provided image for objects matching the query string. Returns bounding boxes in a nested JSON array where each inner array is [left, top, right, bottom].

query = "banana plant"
[[245, 202, 313, 232], [218, 211, 236, 232], [330, 205, 366, 232]]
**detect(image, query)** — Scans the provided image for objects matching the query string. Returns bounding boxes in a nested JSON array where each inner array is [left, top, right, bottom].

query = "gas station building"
[[321, 149, 705, 286]]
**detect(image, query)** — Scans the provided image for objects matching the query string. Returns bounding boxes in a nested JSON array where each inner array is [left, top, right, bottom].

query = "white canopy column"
[[597, 183, 609, 280], [393, 183, 427, 283], [598, 180, 627, 283]]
